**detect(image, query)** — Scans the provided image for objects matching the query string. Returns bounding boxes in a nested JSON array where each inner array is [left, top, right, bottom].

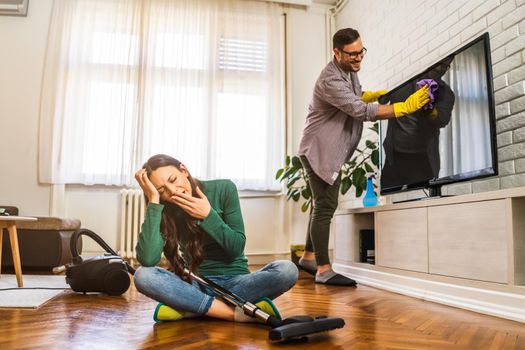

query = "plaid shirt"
[[298, 58, 378, 185]]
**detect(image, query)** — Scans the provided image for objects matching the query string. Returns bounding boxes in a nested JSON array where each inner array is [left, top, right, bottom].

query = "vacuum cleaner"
[[185, 268, 345, 342], [64, 229, 345, 341], [65, 229, 136, 296]]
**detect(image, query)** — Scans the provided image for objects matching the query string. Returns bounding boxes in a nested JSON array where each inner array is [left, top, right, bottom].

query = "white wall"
[[0, 1, 331, 258], [336, 0, 525, 201], [285, 4, 333, 247], [0, 0, 53, 215]]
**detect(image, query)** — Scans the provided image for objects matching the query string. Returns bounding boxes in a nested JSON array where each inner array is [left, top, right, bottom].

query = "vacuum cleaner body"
[[65, 229, 135, 296], [66, 254, 131, 296]]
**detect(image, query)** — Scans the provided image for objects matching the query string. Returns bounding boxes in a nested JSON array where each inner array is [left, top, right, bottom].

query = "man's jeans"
[[300, 156, 341, 266], [134, 260, 298, 314]]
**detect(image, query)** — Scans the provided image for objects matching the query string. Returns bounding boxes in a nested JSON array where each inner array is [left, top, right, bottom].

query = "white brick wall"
[[337, 0, 525, 198]]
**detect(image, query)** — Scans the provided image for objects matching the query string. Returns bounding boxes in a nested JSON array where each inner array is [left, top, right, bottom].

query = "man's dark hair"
[[333, 28, 360, 50]]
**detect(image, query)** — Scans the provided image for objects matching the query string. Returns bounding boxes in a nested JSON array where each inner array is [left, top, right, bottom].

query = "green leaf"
[[352, 168, 367, 196], [356, 187, 364, 198], [352, 167, 366, 185], [285, 156, 291, 167], [365, 140, 377, 149], [288, 170, 302, 180], [364, 162, 374, 173], [282, 167, 299, 181], [361, 177, 367, 189], [341, 177, 352, 195], [291, 156, 302, 168], [369, 122, 379, 133], [301, 187, 311, 199], [301, 199, 311, 212], [287, 176, 301, 187], [292, 191, 301, 202], [360, 172, 368, 186], [371, 149, 379, 166], [275, 168, 284, 180]]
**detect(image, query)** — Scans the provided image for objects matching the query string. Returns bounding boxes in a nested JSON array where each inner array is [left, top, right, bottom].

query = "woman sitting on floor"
[[133, 154, 298, 322]]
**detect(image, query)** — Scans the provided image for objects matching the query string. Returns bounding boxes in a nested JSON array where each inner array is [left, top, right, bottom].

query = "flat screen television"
[[378, 32, 497, 198]]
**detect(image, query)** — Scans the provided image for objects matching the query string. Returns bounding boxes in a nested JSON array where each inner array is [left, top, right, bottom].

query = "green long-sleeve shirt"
[[136, 179, 250, 276]]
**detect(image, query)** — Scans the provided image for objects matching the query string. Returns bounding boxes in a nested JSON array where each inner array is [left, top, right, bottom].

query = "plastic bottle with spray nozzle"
[[362, 175, 378, 207]]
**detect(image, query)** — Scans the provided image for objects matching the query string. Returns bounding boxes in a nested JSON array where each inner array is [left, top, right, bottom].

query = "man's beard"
[[340, 61, 360, 73]]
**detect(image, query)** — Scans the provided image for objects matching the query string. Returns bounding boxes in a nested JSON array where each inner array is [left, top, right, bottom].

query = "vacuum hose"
[[69, 228, 136, 274]]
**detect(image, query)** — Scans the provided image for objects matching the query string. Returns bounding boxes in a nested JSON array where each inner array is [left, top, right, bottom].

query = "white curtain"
[[439, 39, 492, 177], [39, 0, 284, 190]]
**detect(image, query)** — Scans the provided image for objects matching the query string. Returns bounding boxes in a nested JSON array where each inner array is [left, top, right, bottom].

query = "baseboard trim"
[[334, 263, 525, 323], [246, 253, 290, 265], [86, 250, 293, 267]]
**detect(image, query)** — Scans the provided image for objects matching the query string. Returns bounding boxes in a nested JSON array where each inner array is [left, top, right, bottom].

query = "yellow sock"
[[153, 303, 185, 322], [155, 298, 281, 323], [233, 298, 282, 323], [255, 297, 282, 320]]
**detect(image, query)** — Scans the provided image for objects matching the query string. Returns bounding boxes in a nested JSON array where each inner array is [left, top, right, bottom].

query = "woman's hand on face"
[[134, 169, 160, 204], [171, 186, 211, 220]]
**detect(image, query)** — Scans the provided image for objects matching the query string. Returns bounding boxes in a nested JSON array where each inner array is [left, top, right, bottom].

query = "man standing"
[[297, 28, 430, 286]]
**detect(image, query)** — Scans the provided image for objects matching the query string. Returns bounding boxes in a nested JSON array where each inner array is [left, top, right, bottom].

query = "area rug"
[[0, 274, 69, 308]]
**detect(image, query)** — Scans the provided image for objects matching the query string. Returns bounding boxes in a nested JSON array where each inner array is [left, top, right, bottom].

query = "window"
[[39, 0, 284, 190]]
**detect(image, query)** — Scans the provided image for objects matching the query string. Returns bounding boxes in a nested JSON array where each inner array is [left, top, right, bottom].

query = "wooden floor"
[[1, 270, 525, 349]]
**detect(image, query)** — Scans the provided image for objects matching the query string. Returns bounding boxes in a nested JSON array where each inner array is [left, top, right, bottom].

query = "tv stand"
[[392, 194, 453, 204], [333, 186, 525, 323], [391, 197, 423, 204], [391, 184, 452, 204]]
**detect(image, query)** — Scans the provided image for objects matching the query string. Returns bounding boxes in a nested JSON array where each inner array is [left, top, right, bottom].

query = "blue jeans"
[[134, 260, 298, 315]]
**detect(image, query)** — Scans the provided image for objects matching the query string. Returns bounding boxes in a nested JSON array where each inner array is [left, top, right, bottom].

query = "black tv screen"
[[378, 32, 497, 197]]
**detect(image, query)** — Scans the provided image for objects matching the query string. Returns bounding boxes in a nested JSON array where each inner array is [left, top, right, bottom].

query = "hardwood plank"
[[0, 270, 524, 349]]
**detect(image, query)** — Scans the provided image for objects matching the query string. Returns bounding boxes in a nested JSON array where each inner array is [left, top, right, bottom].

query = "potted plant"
[[275, 123, 379, 212]]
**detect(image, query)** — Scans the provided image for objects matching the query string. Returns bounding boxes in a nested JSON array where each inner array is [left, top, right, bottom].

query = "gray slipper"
[[298, 258, 317, 276], [315, 269, 357, 286]]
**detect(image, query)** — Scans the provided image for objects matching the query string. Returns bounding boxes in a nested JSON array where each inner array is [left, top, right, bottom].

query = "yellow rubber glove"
[[393, 85, 430, 118], [362, 90, 388, 103]]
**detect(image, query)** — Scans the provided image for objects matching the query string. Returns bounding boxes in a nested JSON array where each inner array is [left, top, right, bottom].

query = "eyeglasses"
[[339, 47, 367, 59]]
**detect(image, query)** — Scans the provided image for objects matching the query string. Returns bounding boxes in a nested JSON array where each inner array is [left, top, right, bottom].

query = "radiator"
[[119, 189, 146, 260]]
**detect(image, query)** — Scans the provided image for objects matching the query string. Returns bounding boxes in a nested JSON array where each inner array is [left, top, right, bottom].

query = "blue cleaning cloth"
[[416, 79, 438, 110]]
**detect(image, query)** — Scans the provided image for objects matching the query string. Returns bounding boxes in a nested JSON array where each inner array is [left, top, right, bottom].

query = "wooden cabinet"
[[332, 187, 525, 323], [376, 208, 428, 273], [428, 200, 508, 283]]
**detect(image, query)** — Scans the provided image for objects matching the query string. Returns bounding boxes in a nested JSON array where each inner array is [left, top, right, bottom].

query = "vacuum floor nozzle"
[[269, 316, 345, 341]]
